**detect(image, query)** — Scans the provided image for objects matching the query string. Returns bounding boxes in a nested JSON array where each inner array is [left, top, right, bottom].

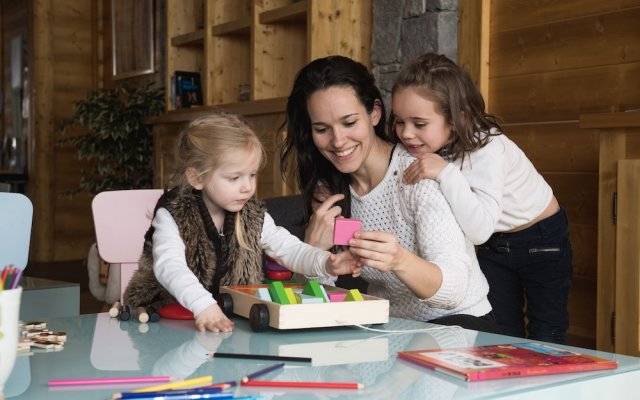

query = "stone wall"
[[371, 0, 458, 112]]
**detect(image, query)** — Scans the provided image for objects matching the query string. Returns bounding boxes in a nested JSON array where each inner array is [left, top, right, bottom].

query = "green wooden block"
[[302, 281, 328, 302], [344, 289, 364, 302], [268, 281, 290, 304]]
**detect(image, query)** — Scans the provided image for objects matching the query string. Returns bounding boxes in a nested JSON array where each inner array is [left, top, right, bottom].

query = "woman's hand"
[[195, 303, 234, 333], [324, 250, 363, 277], [347, 230, 409, 273], [403, 153, 448, 184], [349, 230, 443, 299], [305, 193, 345, 249]]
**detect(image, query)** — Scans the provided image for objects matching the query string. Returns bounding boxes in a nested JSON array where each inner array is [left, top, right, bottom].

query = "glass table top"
[[6, 313, 640, 399]]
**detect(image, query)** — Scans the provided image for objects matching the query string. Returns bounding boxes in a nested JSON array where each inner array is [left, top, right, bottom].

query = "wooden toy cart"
[[218, 284, 389, 332]]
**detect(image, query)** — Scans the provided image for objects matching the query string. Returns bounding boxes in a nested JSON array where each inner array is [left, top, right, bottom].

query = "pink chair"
[[91, 189, 163, 302]]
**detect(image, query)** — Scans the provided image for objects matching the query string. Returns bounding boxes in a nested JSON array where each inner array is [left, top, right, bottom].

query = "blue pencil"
[[241, 362, 285, 383], [119, 394, 232, 400], [112, 387, 226, 400]]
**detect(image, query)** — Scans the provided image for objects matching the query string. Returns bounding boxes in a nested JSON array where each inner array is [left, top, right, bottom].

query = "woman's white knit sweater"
[[351, 145, 491, 321]]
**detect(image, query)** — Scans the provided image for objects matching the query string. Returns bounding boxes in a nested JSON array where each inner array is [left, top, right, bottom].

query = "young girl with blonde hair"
[[125, 112, 359, 332]]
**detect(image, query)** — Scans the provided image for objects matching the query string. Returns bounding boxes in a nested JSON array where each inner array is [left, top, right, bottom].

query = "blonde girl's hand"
[[403, 153, 449, 184], [195, 303, 234, 333], [305, 193, 345, 249], [324, 250, 363, 277], [347, 230, 409, 272]]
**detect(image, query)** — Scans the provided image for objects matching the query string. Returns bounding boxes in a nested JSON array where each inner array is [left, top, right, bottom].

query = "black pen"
[[208, 352, 312, 363], [241, 362, 284, 383]]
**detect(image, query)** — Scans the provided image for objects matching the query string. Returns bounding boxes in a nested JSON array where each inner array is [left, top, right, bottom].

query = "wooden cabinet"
[[153, 0, 372, 198], [579, 112, 640, 355]]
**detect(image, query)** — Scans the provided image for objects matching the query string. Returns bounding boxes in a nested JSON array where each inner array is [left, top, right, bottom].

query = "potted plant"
[[58, 84, 165, 196]]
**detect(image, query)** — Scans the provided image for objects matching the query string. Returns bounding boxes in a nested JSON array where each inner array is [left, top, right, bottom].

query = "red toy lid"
[[266, 270, 293, 281], [158, 303, 195, 320]]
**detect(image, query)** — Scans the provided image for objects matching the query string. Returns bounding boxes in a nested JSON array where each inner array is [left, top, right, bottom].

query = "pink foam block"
[[327, 292, 348, 302], [333, 218, 362, 246]]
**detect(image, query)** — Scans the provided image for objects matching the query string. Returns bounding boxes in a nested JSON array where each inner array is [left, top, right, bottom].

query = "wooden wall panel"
[[506, 123, 599, 172], [490, 0, 640, 33], [490, 8, 640, 78], [568, 276, 597, 348], [545, 173, 598, 228], [29, 0, 101, 261], [458, 0, 487, 95], [51, 1, 99, 260], [568, 224, 598, 278], [628, 133, 640, 159], [490, 62, 640, 123]]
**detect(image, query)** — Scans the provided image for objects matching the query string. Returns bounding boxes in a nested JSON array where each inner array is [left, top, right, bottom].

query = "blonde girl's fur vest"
[[124, 188, 265, 310]]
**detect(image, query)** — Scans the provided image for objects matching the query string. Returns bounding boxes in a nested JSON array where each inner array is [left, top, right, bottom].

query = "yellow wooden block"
[[344, 289, 364, 302], [284, 287, 298, 304]]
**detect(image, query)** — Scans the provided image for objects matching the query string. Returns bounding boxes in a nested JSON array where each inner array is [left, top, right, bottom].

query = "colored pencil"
[[116, 393, 232, 400], [48, 376, 172, 386], [132, 375, 213, 393], [10, 267, 23, 289], [203, 381, 236, 389], [208, 352, 312, 363], [241, 362, 284, 383], [241, 380, 364, 390], [112, 387, 224, 399]]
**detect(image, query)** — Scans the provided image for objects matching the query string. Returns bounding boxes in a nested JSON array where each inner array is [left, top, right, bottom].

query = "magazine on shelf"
[[397, 342, 618, 381]]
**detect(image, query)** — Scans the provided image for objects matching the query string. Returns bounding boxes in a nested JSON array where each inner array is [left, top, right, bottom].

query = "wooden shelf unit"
[[165, 0, 372, 110], [160, 0, 372, 199]]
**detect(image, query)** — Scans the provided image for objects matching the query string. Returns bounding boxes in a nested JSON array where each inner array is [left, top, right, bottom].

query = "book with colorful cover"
[[174, 71, 203, 109], [397, 342, 618, 381]]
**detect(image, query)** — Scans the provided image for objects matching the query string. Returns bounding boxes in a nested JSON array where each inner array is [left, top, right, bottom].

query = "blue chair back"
[[0, 193, 33, 270]]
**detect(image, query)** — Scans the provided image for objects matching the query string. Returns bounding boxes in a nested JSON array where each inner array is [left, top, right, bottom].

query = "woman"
[[280, 56, 495, 332]]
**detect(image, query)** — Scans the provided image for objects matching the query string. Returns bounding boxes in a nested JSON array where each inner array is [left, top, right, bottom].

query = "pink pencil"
[[241, 380, 363, 390], [48, 376, 172, 386]]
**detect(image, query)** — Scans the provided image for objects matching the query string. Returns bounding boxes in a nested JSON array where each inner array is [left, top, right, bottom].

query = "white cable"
[[336, 320, 466, 335]]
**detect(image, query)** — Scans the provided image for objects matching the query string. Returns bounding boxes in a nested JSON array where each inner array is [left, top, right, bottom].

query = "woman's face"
[[306, 86, 381, 174], [392, 87, 453, 158]]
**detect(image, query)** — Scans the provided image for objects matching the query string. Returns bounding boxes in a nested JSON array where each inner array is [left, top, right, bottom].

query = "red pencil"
[[241, 380, 363, 390]]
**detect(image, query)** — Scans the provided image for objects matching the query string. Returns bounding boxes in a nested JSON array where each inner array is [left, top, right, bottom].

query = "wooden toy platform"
[[219, 284, 389, 331]]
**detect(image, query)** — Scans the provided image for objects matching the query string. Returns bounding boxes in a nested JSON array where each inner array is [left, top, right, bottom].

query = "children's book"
[[397, 342, 618, 381]]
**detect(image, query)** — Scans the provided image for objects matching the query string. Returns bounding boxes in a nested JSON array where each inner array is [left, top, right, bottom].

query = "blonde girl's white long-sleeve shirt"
[[436, 133, 553, 245], [351, 145, 491, 321], [151, 208, 332, 317]]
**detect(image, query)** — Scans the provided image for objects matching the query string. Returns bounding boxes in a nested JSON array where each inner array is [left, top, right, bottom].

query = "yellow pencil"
[[132, 375, 213, 393]]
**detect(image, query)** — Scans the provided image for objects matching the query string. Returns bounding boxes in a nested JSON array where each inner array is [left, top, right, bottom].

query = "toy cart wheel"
[[249, 303, 269, 332], [216, 293, 234, 317]]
